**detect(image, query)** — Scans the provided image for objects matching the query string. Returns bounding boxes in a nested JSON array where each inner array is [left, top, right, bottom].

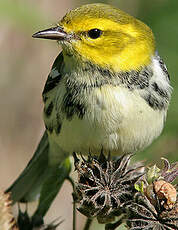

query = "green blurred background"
[[0, 0, 177, 229]]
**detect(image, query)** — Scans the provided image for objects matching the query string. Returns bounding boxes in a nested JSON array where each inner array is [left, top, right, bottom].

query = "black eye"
[[88, 28, 102, 39]]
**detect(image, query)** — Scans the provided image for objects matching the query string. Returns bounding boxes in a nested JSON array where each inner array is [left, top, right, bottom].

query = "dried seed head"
[[130, 158, 178, 229], [160, 200, 178, 223], [74, 152, 144, 224], [126, 192, 178, 230]]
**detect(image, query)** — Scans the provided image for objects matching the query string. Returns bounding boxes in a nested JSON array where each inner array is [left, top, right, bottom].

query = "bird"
[[7, 3, 172, 219]]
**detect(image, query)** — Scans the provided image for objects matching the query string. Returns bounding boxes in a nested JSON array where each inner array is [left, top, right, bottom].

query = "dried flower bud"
[[154, 180, 177, 210], [0, 190, 18, 230], [126, 192, 178, 230], [136, 158, 178, 212], [74, 152, 144, 224]]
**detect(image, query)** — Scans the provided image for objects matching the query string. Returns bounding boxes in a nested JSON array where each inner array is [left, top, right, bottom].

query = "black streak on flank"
[[55, 123, 62, 134], [152, 82, 169, 99], [55, 113, 62, 134], [44, 102, 53, 117], [62, 92, 86, 120], [143, 93, 166, 110], [157, 55, 170, 80]]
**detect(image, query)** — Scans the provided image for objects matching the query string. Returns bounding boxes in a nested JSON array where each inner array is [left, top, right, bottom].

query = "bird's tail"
[[6, 131, 71, 218]]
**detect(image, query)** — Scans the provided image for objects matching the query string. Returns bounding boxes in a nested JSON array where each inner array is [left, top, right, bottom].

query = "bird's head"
[[33, 3, 155, 72]]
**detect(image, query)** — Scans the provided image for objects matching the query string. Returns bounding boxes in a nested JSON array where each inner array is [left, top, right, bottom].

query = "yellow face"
[[59, 4, 155, 72]]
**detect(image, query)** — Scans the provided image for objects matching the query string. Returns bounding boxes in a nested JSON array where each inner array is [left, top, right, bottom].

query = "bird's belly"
[[51, 116, 110, 154], [51, 86, 166, 155]]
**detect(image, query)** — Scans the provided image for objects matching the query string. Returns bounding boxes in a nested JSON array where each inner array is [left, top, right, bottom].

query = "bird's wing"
[[6, 131, 49, 203], [6, 53, 71, 220], [42, 52, 64, 98]]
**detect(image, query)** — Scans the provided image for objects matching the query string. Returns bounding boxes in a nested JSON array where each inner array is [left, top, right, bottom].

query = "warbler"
[[7, 3, 172, 212]]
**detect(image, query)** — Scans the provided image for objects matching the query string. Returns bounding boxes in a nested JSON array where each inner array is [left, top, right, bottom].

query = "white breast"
[[51, 84, 165, 155]]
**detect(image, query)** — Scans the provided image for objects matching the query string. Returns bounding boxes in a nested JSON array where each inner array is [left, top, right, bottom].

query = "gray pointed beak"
[[32, 26, 68, 40]]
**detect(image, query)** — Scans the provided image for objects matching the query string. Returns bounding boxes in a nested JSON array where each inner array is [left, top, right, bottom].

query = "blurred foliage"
[[0, 0, 47, 31], [0, 0, 177, 230]]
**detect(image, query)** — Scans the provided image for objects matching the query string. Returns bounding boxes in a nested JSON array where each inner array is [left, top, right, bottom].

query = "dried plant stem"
[[83, 218, 93, 230], [67, 177, 77, 230]]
